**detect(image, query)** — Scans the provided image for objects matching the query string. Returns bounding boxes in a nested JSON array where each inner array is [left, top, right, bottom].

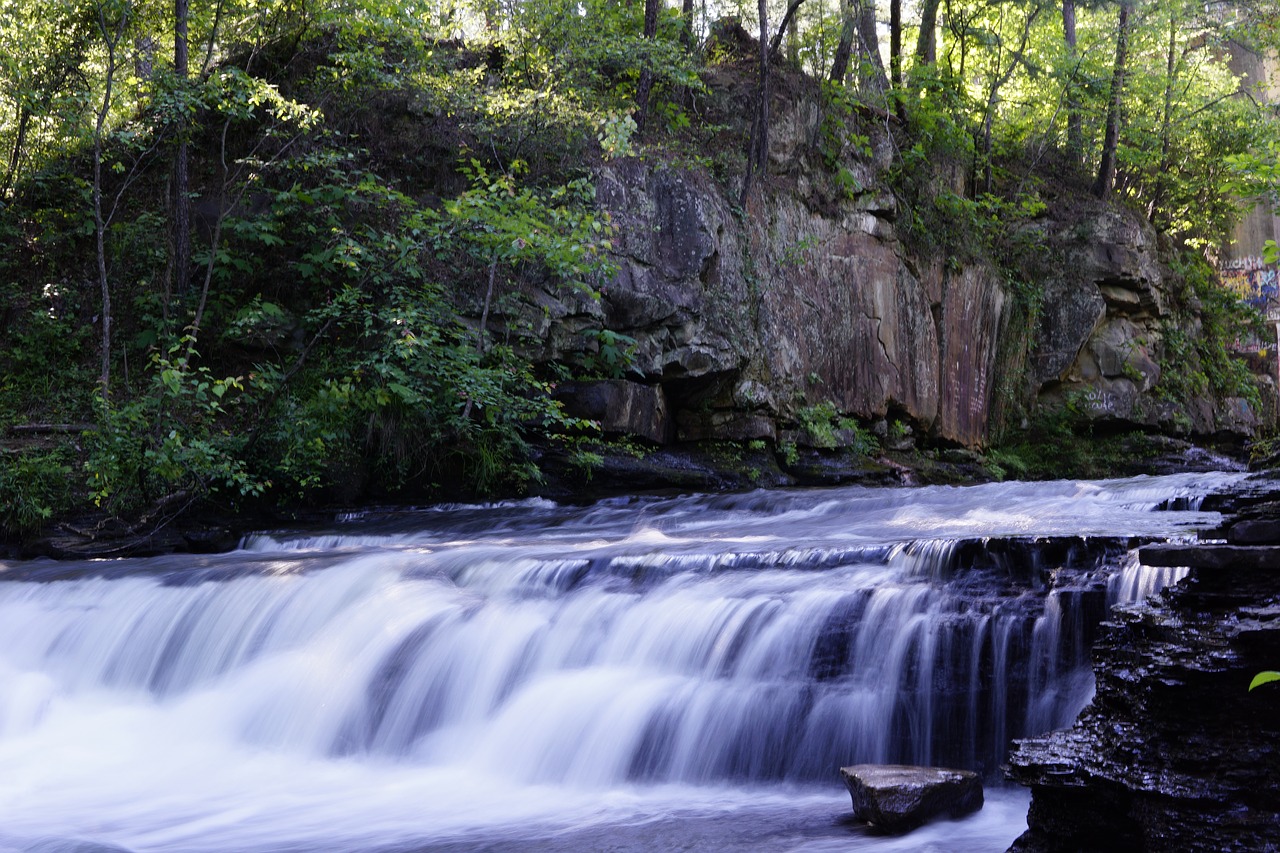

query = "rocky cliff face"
[[511, 91, 1262, 451], [1030, 210, 1259, 436]]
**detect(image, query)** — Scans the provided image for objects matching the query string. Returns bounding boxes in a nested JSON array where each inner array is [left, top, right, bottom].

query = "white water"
[[0, 472, 1247, 852]]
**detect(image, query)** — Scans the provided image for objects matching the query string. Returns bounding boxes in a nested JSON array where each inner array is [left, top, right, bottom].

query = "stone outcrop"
[[1006, 497, 1280, 852], [553, 379, 673, 444], [515, 100, 1015, 449], [505, 86, 1262, 452], [1030, 207, 1259, 436], [841, 764, 984, 831]]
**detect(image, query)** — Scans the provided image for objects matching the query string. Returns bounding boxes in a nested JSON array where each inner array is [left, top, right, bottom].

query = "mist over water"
[[0, 472, 1246, 852]]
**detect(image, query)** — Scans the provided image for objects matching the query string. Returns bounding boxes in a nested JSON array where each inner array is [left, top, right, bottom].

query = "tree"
[[174, 0, 191, 299], [90, 0, 133, 402], [1093, 0, 1132, 198], [633, 0, 661, 129], [742, 0, 771, 204], [1062, 0, 1082, 162], [0, 0, 95, 197], [915, 0, 940, 66]]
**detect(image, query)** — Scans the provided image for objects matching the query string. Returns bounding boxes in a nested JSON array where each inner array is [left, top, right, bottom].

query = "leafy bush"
[[0, 448, 73, 535], [796, 402, 879, 455]]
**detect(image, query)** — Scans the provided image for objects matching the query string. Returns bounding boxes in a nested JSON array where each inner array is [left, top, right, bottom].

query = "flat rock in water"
[[840, 764, 983, 831]]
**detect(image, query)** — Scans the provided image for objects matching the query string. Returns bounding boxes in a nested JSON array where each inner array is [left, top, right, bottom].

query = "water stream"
[[0, 472, 1248, 852]]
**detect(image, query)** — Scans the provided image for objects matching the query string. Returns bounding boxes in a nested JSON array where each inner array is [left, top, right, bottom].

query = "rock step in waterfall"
[[1008, 491, 1280, 853]]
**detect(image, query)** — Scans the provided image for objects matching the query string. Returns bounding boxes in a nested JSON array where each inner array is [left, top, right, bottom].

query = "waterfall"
[[0, 472, 1248, 853]]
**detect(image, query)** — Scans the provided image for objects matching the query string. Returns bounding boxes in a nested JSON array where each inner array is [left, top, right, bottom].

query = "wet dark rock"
[[1033, 277, 1106, 385], [1137, 543, 1280, 571], [553, 379, 673, 444], [676, 410, 777, 442], [1226, 518, 1280, 546], [1007, 503, 1280, 852], [841, 764, 983, 831]]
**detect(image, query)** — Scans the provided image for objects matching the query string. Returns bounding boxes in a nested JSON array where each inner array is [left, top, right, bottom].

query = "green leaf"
[[386, 382, 417, 402], [1248, 671, 1280, 691]]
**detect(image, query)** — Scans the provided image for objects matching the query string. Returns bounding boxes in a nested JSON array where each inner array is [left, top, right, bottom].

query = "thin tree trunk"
[[857, 0, 889, 99], [463, 260, 500, 422], [1, 106, 31, 197], [830, 0, 856, 83], [890, 0, 901, 87], [174, 0, 191, 300], [1093, 0, 1130, 199], [201, 0, 227, 75], [634, 0, 660, 129], [978, 5, 1041, 193], [1063, 0, 1082, 162], [768, 0, 807, 60], [1150, 12, 1177, 221], [681, 0, 695, 48], [741, 0, 770, 206], [92, 0, 129, 404]]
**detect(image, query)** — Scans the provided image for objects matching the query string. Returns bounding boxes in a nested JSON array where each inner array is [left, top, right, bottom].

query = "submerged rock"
[[840, 764, 983, 831]]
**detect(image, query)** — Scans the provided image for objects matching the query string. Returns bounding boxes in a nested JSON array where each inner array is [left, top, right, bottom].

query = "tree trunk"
[[1063, 0, 1082, 162], [1, 106, 31, 198], [890, 0, 901, 87], [768, 0, 807, 61], [857, 0, 889, 99], [977, 5, 1041, 193], [915, 0, 940, 66], [1150, 12, 1178, 221], [174, 0, 190, 300], [741, 0, 770, 205], [830, 0, 856, 83], [92, 0, 129, 404], [634, 0, 660, 129], [681, 0, 695, 48], [1093, 0, 1130, 199]]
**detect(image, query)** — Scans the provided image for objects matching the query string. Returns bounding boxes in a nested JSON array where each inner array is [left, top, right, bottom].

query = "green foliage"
[[1156, 253, 1264, 410], [990, 395, 1164, 480], [0, 448, 74, 535], [438, 159, 615, 299], [980, 447, 1029, 483], [796, 402, 879, 455], [1249, 671, 1280, 691], [0, 302, 94, 427], [85, 339, 260, 512], [582, 329, 637, 378]]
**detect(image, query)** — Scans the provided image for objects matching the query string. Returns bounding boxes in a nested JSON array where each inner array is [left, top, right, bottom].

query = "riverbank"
[[3, 432, 1250, 561]]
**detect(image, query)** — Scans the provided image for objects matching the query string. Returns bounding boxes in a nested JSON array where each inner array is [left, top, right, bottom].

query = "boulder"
[[1032, 277, 1105, 385], [840, 764, 984, 831], [676, 410, 777, 442], [553, 380, 672, 444]]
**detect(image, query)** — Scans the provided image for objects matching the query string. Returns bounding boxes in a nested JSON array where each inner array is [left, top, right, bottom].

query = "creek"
[[0, 472, 1250, 853]]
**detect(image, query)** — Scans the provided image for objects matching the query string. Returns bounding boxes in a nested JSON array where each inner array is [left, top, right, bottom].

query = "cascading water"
[[0, 472, 1247, 853]]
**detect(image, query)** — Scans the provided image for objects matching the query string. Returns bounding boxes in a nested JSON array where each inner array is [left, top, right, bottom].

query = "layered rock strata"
[[1006, 497, 1280, 852]]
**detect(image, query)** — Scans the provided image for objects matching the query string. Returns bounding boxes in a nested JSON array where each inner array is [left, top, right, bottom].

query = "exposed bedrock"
[[509, 98, 1261, 449]]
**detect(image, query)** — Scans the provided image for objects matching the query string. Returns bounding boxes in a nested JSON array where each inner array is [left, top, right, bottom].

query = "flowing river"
[[0, 471, 1251, 853]]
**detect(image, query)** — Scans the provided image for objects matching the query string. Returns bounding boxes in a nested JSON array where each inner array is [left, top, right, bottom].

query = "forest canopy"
[[1, 0, 1278, 535]]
